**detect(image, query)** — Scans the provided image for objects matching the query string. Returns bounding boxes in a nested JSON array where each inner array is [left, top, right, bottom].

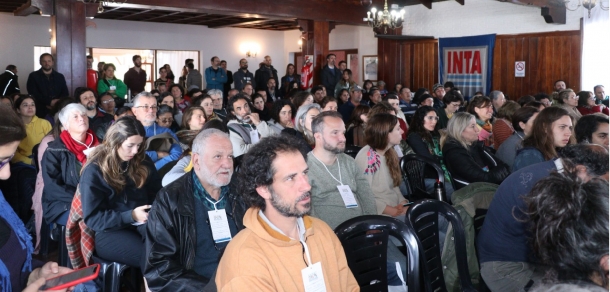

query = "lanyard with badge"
[[204, 195, 232, 244], [311, 154, 358, 208], [244, 123, 260, 144], [299, 228, 327, 292]]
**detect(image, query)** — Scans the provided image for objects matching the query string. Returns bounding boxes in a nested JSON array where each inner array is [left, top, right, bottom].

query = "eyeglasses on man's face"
[[134, 105, 158, 111]]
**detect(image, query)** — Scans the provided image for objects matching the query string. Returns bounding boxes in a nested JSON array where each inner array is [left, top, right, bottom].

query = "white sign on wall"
[[515, 61, 525, 77]]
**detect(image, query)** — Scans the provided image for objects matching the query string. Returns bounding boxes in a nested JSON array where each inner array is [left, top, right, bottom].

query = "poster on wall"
[[363, 55, 378, 82], [438, 34, 496, 99]]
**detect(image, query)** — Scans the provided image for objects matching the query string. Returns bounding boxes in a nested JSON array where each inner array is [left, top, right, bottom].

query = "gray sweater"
[[306, 152, 377, 229]]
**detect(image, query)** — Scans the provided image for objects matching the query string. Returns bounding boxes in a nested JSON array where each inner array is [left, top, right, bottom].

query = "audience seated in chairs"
[[442, 112, 510, 190], [267, 99, 295, 135], [407, 106, 455, 200], [574, 113, 609, 150], [355, 113, 408, 218], [513, 107, 574, 172], [477, 144, 608, 292], [577, 90, 609, 116], [496, 106, 540, 169], [80, 116, 162, 268], [525, 169, 608, 292], [144, 129, 246, 290], [42, 103, 100, 226], [345, 105, 369, 147], [467, 95, 495, 147], [435, 89, 464, 130], [283, 102, 320, 153], [492, 100, 521, 150], [554, 88, 582, 123]]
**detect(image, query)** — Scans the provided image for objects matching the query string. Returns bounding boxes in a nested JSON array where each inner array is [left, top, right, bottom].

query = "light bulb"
[[371, 7, 377, 14]]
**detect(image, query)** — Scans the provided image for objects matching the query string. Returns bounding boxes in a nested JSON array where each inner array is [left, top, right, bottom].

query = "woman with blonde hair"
[[554, 89, 582, 122], [80, 116, 162, 267], [97, 63, 128, 103], [355, 113, 408, 217]]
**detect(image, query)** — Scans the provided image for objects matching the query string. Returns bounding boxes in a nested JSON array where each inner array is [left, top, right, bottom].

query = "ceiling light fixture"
[[364, 0, 405, 34], [563, 0, 609, 17], [77, 0, 128, 13]]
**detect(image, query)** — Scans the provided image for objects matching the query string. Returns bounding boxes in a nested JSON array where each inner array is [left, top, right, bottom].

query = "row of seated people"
[[0, 99, 607, 291]]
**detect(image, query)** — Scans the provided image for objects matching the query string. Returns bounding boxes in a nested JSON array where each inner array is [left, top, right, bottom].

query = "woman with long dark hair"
[[513, 107, 574, 171], [334, 69, 357, 98], [355, 113, 408, 217], [268, 99, 295, 135], [12, 95, 51, 165], [577, 90, 609, 116], [345, 105, 370, 147], [496, 106, 540, 169], [81, 116, 162, 267], [280, 63, 301, 96]]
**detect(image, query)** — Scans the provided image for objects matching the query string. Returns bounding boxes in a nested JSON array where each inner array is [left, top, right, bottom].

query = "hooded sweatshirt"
[[215, 208, 359, 292]]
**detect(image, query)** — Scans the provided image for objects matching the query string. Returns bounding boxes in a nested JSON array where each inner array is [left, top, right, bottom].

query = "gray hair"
[[294, 103, 321, 133], [490, 90, 503, 101], [58, 103, 87, 129], [445, 112, 476, 149], [207, 89, 223, 99], [133, 91, 154, 107], [192, 128, 230, 156]]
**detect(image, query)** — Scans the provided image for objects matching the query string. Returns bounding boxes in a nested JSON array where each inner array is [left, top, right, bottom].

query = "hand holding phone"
[[39, 264, 100, 291]]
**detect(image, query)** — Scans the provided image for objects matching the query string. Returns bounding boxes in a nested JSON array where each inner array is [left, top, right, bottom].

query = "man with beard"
[[144, 129, 246, 291], [306, 111, 376, 229], [216, 135, 359, 292], [254, 55, 278, 92], [233, 58, 255, 91], [74, 87, 113, 141], [26, 53, 69, 118], [205, 56, 227, 91], [123, 55, 147, 97], [226, 93, 272, 157]]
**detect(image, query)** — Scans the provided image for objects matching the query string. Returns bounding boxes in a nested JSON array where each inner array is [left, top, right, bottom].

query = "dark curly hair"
[[524, 170, 608, 287], [270, 99, 295, 124], [237, 135, 308, 211], [559, 144, 609, 177], [409, 106, 439, 144], [574, 113, 608, 145]]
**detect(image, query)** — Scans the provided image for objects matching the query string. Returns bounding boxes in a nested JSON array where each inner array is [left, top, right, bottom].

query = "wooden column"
[[51, 0, 86, 95], [298, 20, 334, 87]]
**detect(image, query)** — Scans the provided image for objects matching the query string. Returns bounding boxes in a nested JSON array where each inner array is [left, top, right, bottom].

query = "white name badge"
[[249, 130, 260, 144], [109, 85, 117, 91], [337, 185, 358, 208], [207, 209, 232, 243], [301, 262, 327, 292]]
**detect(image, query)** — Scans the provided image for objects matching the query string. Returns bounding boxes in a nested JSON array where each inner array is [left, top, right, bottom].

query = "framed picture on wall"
[[363, 55, 378, 82]]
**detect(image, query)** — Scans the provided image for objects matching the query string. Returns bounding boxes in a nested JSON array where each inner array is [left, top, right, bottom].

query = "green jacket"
[[441, 182, 498, 291], [97, 78, 127, 99]]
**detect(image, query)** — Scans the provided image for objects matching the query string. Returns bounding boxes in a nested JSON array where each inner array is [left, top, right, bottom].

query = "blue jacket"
[[204, 67, 227, 90], [144, 123, 182, 169], [513, 147, 545, 172]]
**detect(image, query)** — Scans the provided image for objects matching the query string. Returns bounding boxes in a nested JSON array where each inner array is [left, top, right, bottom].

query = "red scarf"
[[59, 129, 99, 164]]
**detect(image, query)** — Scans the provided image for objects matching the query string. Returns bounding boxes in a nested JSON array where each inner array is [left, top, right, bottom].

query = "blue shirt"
[[144, 123, 182, 169], [477, 159, 559, 263]]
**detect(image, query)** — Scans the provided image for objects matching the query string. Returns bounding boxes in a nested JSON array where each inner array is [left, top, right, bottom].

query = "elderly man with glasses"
[[131, 91, 182, 169]]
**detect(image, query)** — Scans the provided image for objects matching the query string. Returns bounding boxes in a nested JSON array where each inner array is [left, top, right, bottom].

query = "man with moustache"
[[74, 87, 113, 141], [226, 93, 272, 157], [233, 59, 255, 92], [216, 135, 359, 292], [123, 55, 147, 97], [26, 53, 69, 118], [144, 129, 246, 290]]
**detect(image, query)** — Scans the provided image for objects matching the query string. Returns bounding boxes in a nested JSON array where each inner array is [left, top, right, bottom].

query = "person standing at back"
[[321, 54, 342, 97], [123, 55, 147, 97], [205, 56, 227, 91], [26, 53, 69, 119]]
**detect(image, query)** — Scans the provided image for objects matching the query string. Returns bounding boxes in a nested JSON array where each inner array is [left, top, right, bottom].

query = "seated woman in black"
[[406, 106, 454, 201], [442, 112, 510, 190], [81, 116, 162, 267]]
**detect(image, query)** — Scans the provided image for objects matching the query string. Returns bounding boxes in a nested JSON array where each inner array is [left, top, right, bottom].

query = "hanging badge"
[[207, 209, 232, 243], [249, 130, 260, 144], [109, 85, 117, 91], [301, 262, 327, 292], [337, 185, 358, 208]]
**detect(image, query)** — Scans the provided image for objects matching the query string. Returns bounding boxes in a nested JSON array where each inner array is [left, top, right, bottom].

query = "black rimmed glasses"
[[0, 154, 14, 170]]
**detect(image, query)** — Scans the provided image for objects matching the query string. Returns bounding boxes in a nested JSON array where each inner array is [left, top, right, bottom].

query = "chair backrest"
[[335, 215, 420, 292], [400, 154, 447, 202], [344, 145, 362, 159], [32, 143, 41, 173], [157, 159, 179, 178], [406, 199, 477, 292]]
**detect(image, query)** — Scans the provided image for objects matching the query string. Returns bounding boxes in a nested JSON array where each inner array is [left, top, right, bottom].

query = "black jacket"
[[26, 69, 69, 118], [280, 74, 301, 95], [41, 138, 80, 223], [143, 172, 246, 291], [0, 70, 20, 96], [442, 138, 510, 190], [254, 64, 278, 91], [320, 65, 342, 96], [80, 158, 161, 232]]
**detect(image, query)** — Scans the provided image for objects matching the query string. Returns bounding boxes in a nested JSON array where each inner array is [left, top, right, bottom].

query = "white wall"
[[330, 25, 378, 85], [401, 0, 581, 37]]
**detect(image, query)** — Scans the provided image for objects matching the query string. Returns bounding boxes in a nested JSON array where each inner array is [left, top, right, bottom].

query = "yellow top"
[[12, 116, 52, 165]]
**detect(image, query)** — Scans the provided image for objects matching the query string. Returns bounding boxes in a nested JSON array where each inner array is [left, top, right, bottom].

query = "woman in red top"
[[493, 101, 521, 150], [577, 90, 609, 116]]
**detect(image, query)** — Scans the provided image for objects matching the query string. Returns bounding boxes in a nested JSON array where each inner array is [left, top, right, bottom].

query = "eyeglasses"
[[425, 116, 440, 121], [102, 99, 115, 104], [159, 118, 173, 123], [133, 105, 158, 111], [0, 154, 14, 170]]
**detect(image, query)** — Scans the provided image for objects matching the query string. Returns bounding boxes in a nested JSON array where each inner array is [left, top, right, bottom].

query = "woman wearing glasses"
[[80, 116, 162, 268], [576, 90, 609, 116], [442, 112, 510, 190], [555, 89, 582, 123], [156, 105, 180, 133], [407, 106, 454, 201], [467, 95, 495, 147]]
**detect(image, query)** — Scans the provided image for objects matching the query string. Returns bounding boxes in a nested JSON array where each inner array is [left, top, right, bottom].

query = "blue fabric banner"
[[439, 34, 495, 100]]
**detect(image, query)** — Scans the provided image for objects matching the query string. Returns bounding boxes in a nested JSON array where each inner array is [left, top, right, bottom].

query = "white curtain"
[[581, 3, 610, 95], [155, 50, 199, 84]]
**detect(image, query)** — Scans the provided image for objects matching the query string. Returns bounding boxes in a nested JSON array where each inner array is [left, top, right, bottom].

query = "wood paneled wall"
[[377, 30, 581, 99], [378, 38, 439, 91], [492, 30, 581, 100]]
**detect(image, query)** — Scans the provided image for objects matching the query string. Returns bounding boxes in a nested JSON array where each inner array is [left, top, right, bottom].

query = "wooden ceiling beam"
[[167, 13, 208, 22], [144, 11, 181, 21], [116, 8, 155, 19], [500, 0, 566, 24], [207, 18, 270, 28]]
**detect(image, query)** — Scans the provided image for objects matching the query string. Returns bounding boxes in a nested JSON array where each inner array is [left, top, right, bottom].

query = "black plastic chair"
[[91, 255, 141, 292], [50, 224, 71, 268], [335, 215, 420, 292], [405, 199, 477, 292], [157, 159, 178, 178], [344, 145, 362, 159], [400, 154, 449, 202]]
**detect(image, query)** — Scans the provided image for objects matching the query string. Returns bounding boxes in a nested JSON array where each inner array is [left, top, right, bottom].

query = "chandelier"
[[77, 0, 127, 13], [365, 0, 405, 34], [563, 0, 609, 17]]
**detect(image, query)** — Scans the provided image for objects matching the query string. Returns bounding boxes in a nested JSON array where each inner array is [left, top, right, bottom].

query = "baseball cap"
[[350, 85, 363, 92], [433, 83, 444, 92]]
